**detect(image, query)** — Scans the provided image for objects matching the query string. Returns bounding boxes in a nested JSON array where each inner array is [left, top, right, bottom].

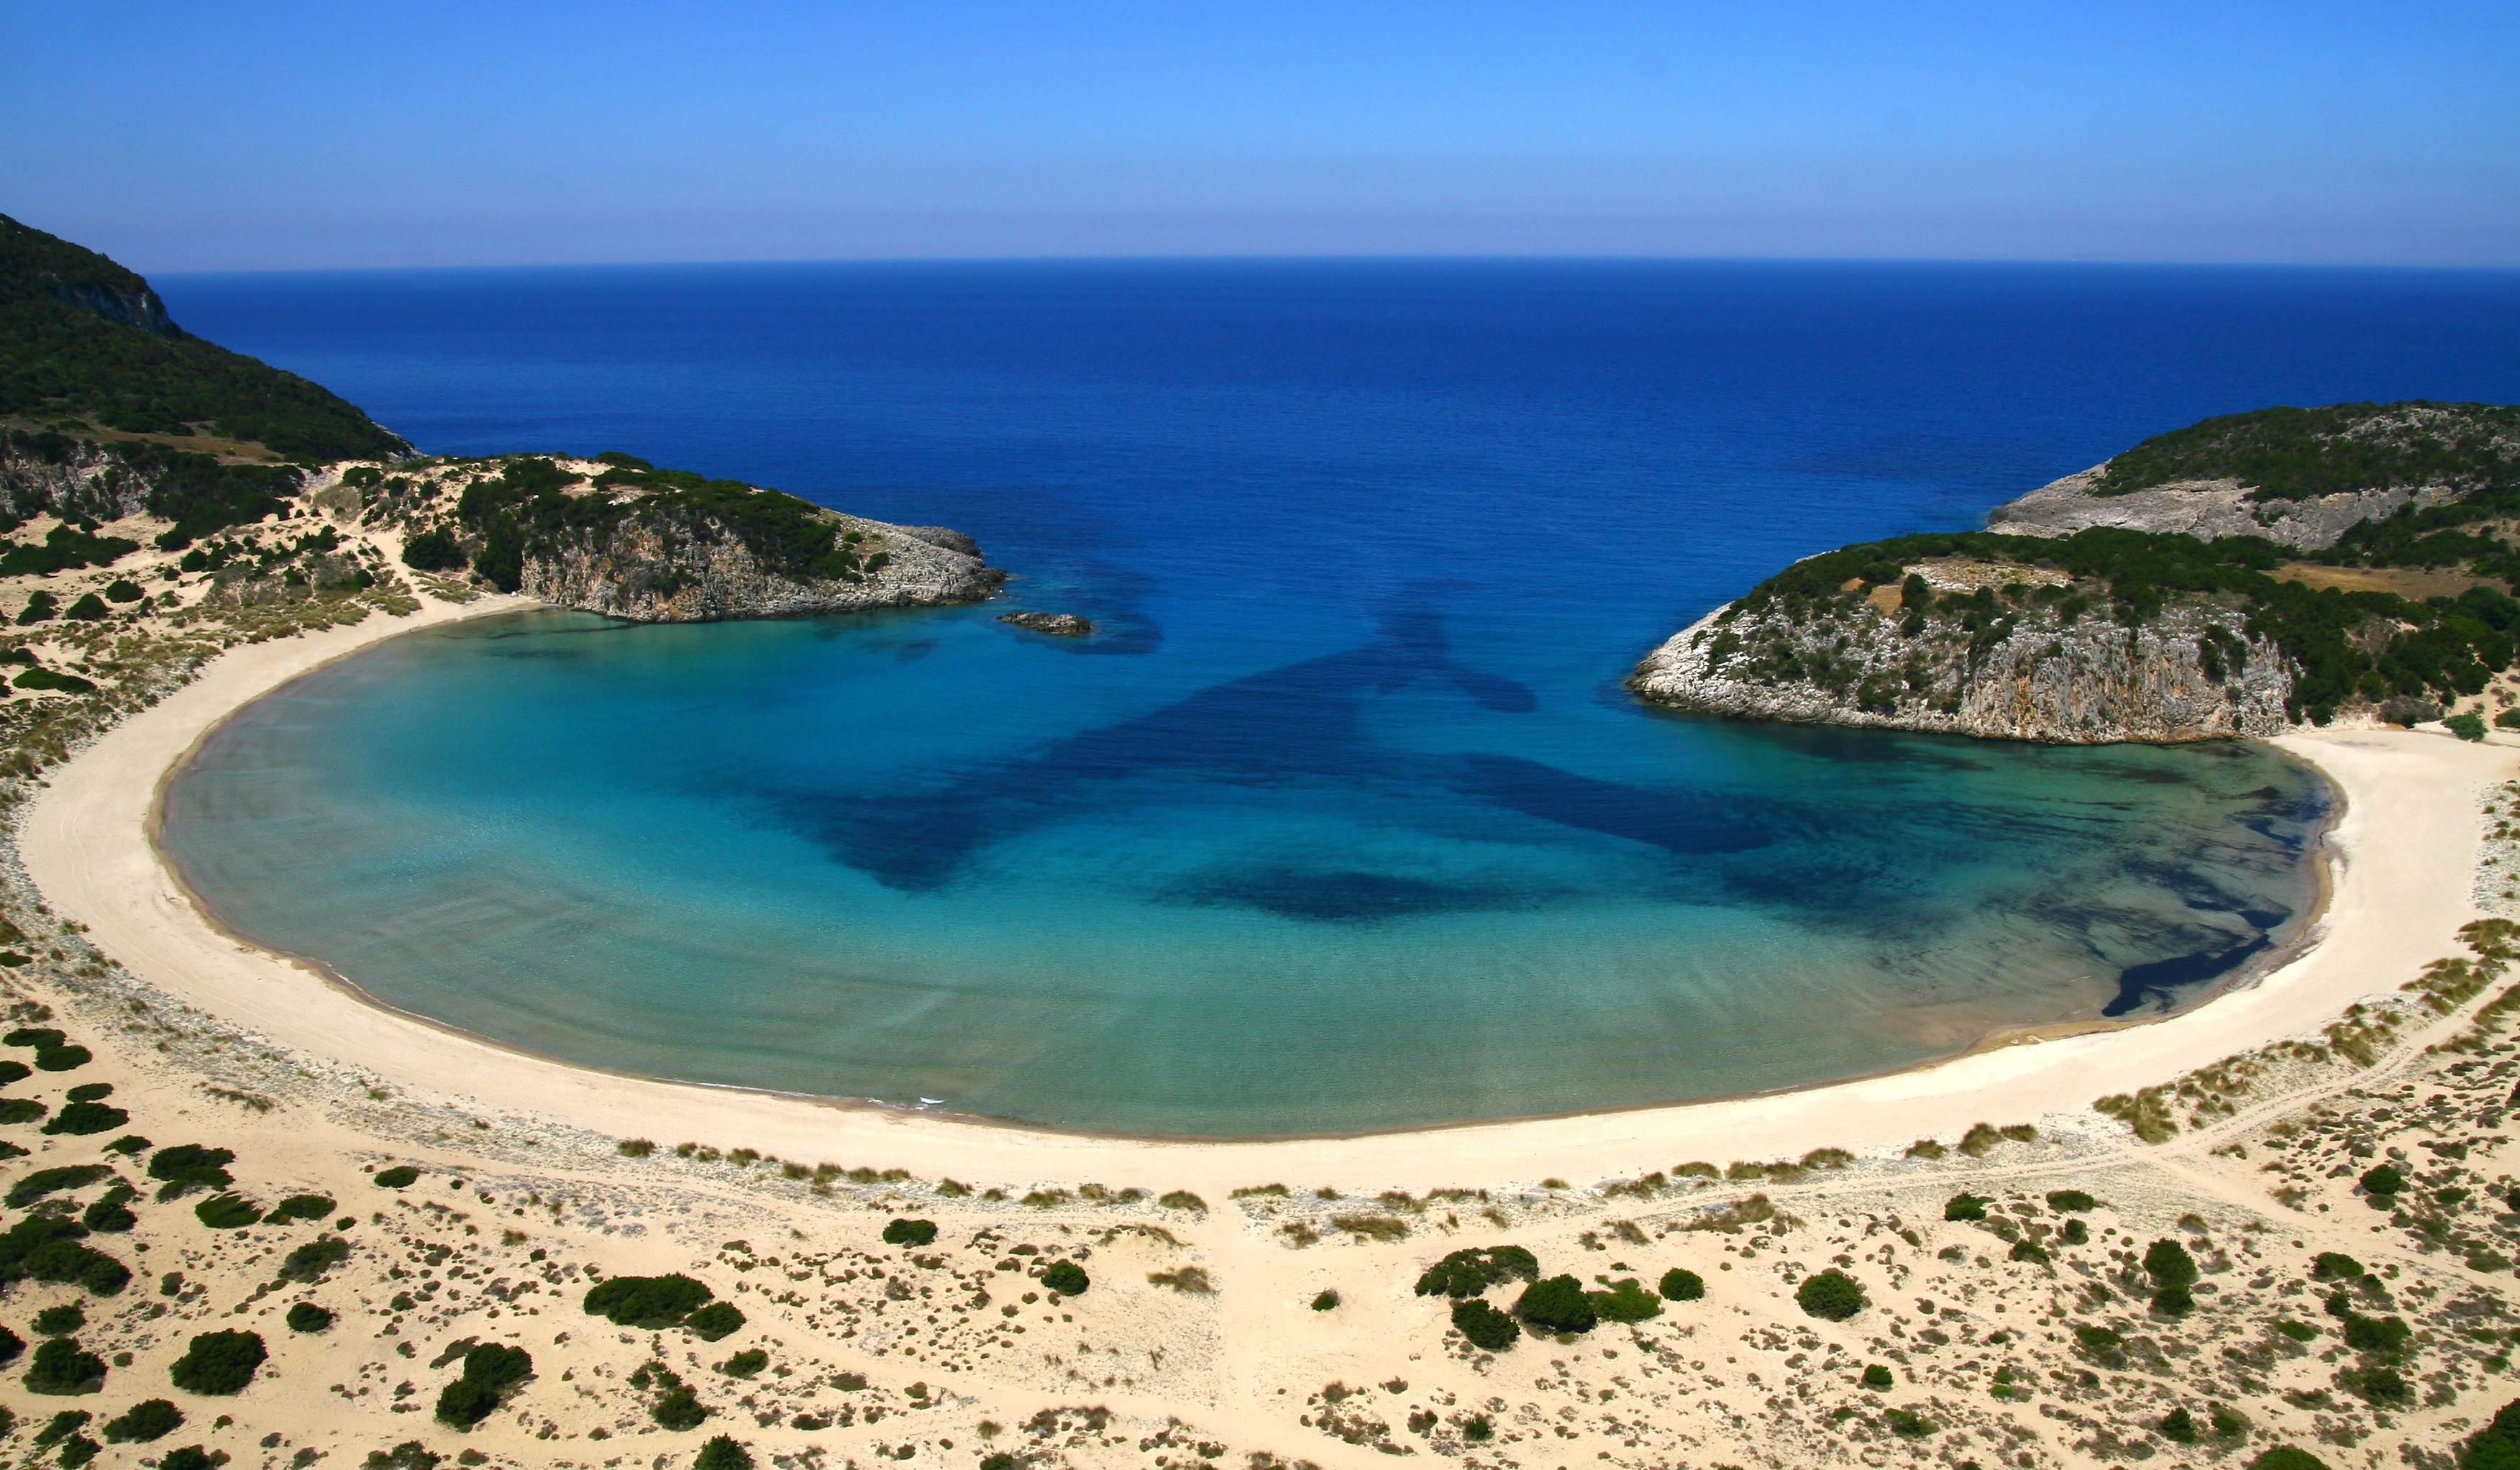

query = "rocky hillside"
[[343, 452, 1004, 622], [1631, 401, 2520, 742], [1989, 401, 2520, 551]]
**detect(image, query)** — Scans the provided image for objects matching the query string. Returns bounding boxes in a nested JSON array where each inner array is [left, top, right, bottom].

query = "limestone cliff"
[[1986, 464, 2459, 551], [518, 508, 1005, 622], [1629, 584, 2291, 744]]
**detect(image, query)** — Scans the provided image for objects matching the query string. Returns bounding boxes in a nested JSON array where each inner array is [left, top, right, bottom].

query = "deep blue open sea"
[[153, 260, 2520, 1136]]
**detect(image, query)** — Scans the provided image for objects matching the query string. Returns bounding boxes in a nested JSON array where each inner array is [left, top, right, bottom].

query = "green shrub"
[[4, 1026, 64, 1048], [2060, 1218, 2089, 1245], [101, 1397, 181, 1442], [0, 1323, 21, 1364], [2008, 1240, 2051, 1266], [63, 593, 106, 621], [280, 1235, 350, 1280], [1310, 1290, 1339, 1311], [35, 1304, 84, 1335], [880, 1218, 937, 1248], [2045, 1190, 2099, 1213], [1884, 1407, 1935, 1438], [1158, 1190, 1207, 1213], [0, 1215, 130, 1295], [1450, 1298, 1519, 1351], [2153, 1284, 2196, 1315], [2501, 711, 2520, 731], [436, 1342, 532, 1428], [2312, 1251, 2365, 1280], [1588, 1278, 1661, 1323], [104, 579, 142, 603], [35, 1044, 90, 1071], [0, 1097, 47, 1123], [6, 1163, 113, 1208], [2143, 1238, 2199, 1288], [0, 1059, 25, 1085], [158, 1448, 219, 1470], [2160, 1407, 2197, 1443], [64, 1083, 109, 1102], [1795, 1269, 1866, 1321], [147, 1145, 233, 1195], [1861, 1364, 1892, 1389], [31, 1408, 87, 1447], [26, 1336, 106, 1394], [2450, 712, 2489, 741], [267, 1193, 335, 1223], [694, 1437, 754, 1470], [1415, 1245, 1540, 1297], [193, 1193, 262, 1230], [2461, 1397, 2520, 1469], [1658, 1267, 1704, 1301], [1514, 1275, 1597, 1334], [401, 528, 466, 572], [285, 1302, 333, 1333], [1942, 1193, 1989, 1221], [168, 1330, 265, 1394], [686, 1302, 746, 1341], [1038, 1261, 1090, 1296], [2360, 1164, 2404, 1197], [2343, 1312, 2411, 1356], [42, 1101, 127, 1136], [654, 1385, 708, 1430], [80, 1184, 135, 1233], [372, 1165, 420, 1189], [17, 591, 55, 625], [718, 1348, 768, 1377], [583, 1273, 713, 1328], [102, 1135, 147, 1156]]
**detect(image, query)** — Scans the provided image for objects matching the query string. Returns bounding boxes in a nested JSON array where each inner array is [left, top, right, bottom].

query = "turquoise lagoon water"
[[150, 260, 2520, 1136]]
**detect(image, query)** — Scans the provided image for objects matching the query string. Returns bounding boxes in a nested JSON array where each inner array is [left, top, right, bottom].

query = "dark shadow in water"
[[767, 595, 1771, 895], [2106, 932, 2273, 1016], [1161, 868, 1547, 923]]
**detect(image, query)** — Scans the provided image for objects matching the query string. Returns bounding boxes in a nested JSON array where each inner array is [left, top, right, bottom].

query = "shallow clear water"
[[152, 260, 2520, 1136]]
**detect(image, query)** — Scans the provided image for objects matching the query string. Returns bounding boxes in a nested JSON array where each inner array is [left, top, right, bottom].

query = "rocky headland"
[[1633, 401, 2520, 742]]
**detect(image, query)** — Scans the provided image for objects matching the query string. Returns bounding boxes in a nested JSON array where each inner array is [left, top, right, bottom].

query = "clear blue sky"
[[5, 1, 2516, 270]]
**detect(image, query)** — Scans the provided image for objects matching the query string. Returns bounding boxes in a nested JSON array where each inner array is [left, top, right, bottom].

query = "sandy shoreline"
[[19, 590, 2516, 1192]]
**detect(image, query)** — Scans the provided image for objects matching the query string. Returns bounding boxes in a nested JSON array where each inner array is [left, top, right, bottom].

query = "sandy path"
[[19, 596, 2516, 1192]]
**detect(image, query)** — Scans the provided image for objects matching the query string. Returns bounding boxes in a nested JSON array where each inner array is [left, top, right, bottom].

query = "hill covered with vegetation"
[[2093, 401, 2520, 501], [0, 214, 406, 462]]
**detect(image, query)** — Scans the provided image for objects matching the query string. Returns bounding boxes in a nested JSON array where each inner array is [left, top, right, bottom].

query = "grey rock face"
[[0, 437, 180, 524], [997, 611, 1092, 636], [520, 512, 1005, 623], [1629, 597, 2291, 744], [1986, 465, 2457, 550]]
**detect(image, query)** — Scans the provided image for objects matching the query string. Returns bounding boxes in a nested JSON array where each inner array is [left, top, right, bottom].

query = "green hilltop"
[[2094, 401, 2520, 501], [0, 213, 406, 462]]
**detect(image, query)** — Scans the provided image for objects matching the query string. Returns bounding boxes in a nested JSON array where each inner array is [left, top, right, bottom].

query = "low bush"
[[2247, 1448, 2331, 1470], [2360, 1164, 2404, 1197], [6, 1164, 113, 1208], [1796, 1269, 1866, 1321], [1515, 1275, 1597, 1334], [1943, 1193, 1989, 1221], [1450, 1298, 1519, 1351], [2502, 710, 2520, 731], [654, 1384, 708, 1430], [4, 1026, 63, 1048], [168, 1330, 265, 1394], [0, 1215, 131, 1295], [1038, 1261, 1090, 1296], [104, 579, 143, 603], [2008, 1240, 2051, 1266], [1862, 1364, 1893, 1389], [280, 1236, 350, 1280], [584, 1273, 714, 1328], [1158, 1190, 1207, 1213], [2045, 1190, 2099, 1213], [718, 1348, 768, 1377], [63, 593, 107, 621], [0, 1059, 25, 1085], [880, 1218, 937, 1248], [1885, 1407, 1935, 1438], [401, 527, 466, 572], [0, 1323, 21, 1364], [2450, 712, 2489, 741], [2153, 1284, 2196, 1316], [1311, 1289, 1339, 1311], [1589, 1278, 1661, 1323], [695, 1437, 754, 1470], [686, 1302, 747, 1341], [146, 1146, 234, 1195], [1414, 1245, 1540, 1298], [101, 1397, 181, 1442], [158, 1448, 219, 1470], [1658, 1267, 1704, 1301], [2313, 1251, 2365, 1280], [42, 1101, 127, 1136], [2144, 1238, 2200, 1289], [192, 1193, 262, 1230], [371, 1165, 420, 1189], [0, 1097, 47, 1123], [26, 1336, 106, 1394], [35, 1304, 84, 1335], [285, 1302, 333, 1333], [34, 1044, 90, 1072], [435, 1342, 531, 1428], [267, 1193, 334, 1223], [64, 1083, 109, 1102]]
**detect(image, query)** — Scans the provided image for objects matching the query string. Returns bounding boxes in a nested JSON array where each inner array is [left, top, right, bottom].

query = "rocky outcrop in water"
[[1630, 588, 2292, 744], [998, 611, 1092, 636], [1987, 464, 2458, 551]]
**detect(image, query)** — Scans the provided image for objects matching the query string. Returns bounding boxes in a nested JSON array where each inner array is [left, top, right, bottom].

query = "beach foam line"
[[20, 593, 2514, 1191]]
